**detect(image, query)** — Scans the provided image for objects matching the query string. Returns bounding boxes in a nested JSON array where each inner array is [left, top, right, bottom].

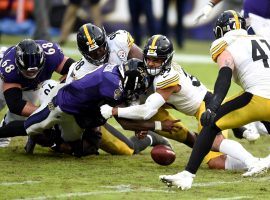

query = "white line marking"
[[61, 47, 213, 64], [208, 197, 252, 200], [0, 181, 40, 186], [13, 187, 174, 200]]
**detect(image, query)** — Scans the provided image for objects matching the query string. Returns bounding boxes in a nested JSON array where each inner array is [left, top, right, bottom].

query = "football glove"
[[200, 108, 216, 127], [100, 104, 113, 119], [194, 2, 214, 23]]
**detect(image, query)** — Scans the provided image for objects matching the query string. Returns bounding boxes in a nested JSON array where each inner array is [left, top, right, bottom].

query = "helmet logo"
[[83, 24, 99, 51], [147, 46, 157, 56], [86, 40, 99, 51]]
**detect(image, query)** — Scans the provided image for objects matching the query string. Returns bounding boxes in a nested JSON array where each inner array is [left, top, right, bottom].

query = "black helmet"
[[119, 58, 149, 100], [15, 39, 45, 79], [214, 10, 246, 39], [143, 34, 174, 76], [77, 23, 109, 66]]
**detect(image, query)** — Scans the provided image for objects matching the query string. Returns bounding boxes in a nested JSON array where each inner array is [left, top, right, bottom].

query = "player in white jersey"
[[159, 10, 270, 190], [36, 23, 178, 156], [101, 34, 262, 171]]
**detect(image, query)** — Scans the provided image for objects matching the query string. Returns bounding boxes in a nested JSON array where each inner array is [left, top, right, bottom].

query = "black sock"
[[232, 127, 246, 139], [185, 125, 220, 174], [0, 120, 26, 138], [261, 121, 270, 134]]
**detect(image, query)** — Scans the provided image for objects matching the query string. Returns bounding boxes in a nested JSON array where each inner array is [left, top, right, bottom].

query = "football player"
[[0, 39, 75, 147], [37, 23, 190, 156], [160, 10, 270, 190], [101, 33, 267, 172], [10, 59, 150, 156], [195, 0, 270, 141]]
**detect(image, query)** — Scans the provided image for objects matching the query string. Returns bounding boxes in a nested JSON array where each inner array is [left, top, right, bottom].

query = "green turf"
[[0, 36, 269, 200]]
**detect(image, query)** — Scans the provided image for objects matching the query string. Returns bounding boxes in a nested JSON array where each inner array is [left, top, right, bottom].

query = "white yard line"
[[208, 197, 252, 200], [62, 47, 213, 64], [13, 177, 270, 200], [0, 180, 40, 186]]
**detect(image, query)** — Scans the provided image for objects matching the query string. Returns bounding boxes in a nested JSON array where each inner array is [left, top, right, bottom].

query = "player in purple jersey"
[[0, 39, 75, 147], [0, 59, 149, 156]]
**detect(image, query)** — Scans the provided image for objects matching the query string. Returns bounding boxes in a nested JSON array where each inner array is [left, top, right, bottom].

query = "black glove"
[[200, 109, 216, 127]]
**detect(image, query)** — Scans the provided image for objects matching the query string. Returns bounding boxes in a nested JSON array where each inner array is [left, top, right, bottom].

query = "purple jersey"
[[243, 0, 270, 18], [55, 63, 124, 116], [0, 40, 64, 91]]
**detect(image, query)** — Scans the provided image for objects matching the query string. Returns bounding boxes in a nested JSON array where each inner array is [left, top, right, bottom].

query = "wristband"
[[154, 121, 162, 131]]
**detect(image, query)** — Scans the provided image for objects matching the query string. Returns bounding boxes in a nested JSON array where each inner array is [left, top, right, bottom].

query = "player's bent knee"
[[207, 155, 226, 169]]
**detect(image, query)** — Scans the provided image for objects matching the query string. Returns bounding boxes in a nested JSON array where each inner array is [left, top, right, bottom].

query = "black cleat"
[[24, 137, 36, 154]]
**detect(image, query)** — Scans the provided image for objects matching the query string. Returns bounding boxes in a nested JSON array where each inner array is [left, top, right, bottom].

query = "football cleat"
[[159, 170, 195, 190], [0, 138, 11, 148], [24, 136, 36, 154], [242, 129, 260, 142], [242, 155, 270, 177]]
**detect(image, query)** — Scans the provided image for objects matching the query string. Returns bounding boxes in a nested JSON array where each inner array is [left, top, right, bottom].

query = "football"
[[151, 145, 176, 166]]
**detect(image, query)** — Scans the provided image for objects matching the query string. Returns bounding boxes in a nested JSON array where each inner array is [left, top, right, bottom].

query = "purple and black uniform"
[[25, 64, 125, 139], [243, 0, 270, 18], [55, 64, 124, 116], [0, 40, 64, 91]]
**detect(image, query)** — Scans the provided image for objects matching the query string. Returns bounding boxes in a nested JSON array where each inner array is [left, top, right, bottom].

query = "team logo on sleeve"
[[117, 50, 127, 60]]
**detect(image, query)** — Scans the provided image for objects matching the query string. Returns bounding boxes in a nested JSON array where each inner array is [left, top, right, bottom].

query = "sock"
[[225, 155, 247, 170], [232, 127, 245, 139], [147, 131, 171, 148], [219, 139, 256, 167], [186, 125, 219, 174], [0, 120, 26, 138], [130, 135, 151, 154]]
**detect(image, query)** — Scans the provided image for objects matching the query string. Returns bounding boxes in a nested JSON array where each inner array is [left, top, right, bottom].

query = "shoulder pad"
[[155, 67, 179, 89], [108, 30, 134, 49], [210, 38, 228, 62]]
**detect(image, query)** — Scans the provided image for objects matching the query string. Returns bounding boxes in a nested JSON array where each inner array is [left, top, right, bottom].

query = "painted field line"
[[61, 47, 213, 64], [0, 180, 40, 186], [14, 187, 174, 200], [208, 196, 252, 200]]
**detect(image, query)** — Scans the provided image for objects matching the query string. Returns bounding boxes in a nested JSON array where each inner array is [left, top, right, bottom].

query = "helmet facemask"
[[143, 35, 174, 76], [119, 58, 150, 101], [77, 24, 109, 66], [15, 41, 45, 79]]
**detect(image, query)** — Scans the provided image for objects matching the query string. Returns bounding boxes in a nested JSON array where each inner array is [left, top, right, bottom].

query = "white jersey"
[[66, 30, 134, 83], [210, 29, 270, 99], [153, 62, 208, 116]]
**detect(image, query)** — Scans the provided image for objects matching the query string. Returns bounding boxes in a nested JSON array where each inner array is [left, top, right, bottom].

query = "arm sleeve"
[[118, 92, 166, 120]]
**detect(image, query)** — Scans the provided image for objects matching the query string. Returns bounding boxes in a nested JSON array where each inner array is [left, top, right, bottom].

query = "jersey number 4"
[[251, 39, 270, 68]]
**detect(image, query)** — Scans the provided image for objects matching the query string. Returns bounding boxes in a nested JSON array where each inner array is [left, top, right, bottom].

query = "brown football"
[[151, 145, 176, 166]]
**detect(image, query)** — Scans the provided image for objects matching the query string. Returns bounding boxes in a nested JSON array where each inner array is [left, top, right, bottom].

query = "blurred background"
[[0, 0, 242, 48]]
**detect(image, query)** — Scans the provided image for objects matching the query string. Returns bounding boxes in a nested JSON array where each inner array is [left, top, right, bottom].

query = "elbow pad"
[[4, 88, 27, 115]]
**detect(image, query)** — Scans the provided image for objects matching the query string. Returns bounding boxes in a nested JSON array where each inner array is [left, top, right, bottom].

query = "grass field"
[[0, 35, 269, 200]]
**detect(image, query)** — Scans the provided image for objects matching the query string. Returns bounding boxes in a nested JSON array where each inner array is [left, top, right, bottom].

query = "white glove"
[[194, 2, 214, 24], [159, 170, 195, 190], [100, 104, 113, 119]]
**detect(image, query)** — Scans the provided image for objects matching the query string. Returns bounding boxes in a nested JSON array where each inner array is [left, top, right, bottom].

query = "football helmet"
[[143, 35, 174, 76], [119, 58, 149, 100], [214, 10, 246, 39], [77, 23, 109, 66], [15, 39, 45, 79]]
